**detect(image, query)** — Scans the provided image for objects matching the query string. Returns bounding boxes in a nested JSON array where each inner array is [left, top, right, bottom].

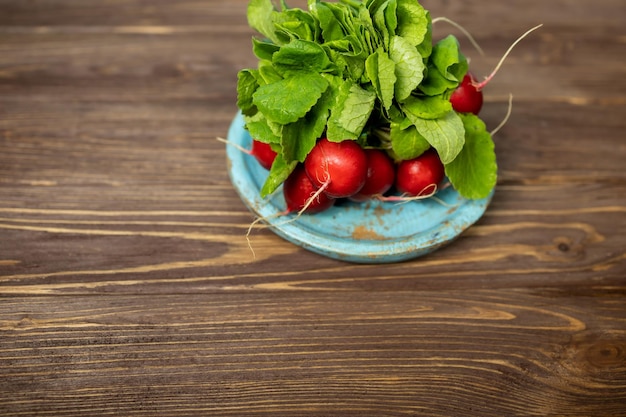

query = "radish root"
[[474, 24, 543, 91], [297, 178, 331, 216], [375, 183, 439, 204], [245, 210, 287, 259], [490, 93, 514, 136], [245, 177, 332, 257], [432, 16, 485, 56], [216, 136, 251, 155]]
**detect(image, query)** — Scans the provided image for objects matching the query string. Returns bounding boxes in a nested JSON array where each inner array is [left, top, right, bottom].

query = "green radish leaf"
[[396, 0, 429, 46], [315, 1, 371, 80], [276, 21, 313, 42], [419, 35, 467, 96], [274, 8, 318, 42], [312, 1, 345, 42], [260, 153, 298, 198], [389, 35, 424, 101], [370, 0, 397, 47], [401, 95, 452, 120], [252, 38, 280, 61], [258, 60, 283, 84], [281, 118, 317, 162], [331, 33, 369, 80], [327, 81, 377, 142], [365, 49, 396, 112], [357, 2, 380, 53], [390, 121, 430, 160], [253, 72, 329, 125], [322, 44, 350, 76], [430, 35, 467, 82], [281, 79, 336, 162], [244, 112, 281, 145], [406, 110, 465, 164], [445, 113, 497, 199], [418, 67, 454, 96], [272, 39, 332, 75], [237, 69, 260, 116], [415, 13, 432, 58], [247, 0, 280, 44]]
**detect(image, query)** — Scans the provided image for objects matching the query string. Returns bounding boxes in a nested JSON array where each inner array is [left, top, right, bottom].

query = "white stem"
[[432, 16, 485, 56]]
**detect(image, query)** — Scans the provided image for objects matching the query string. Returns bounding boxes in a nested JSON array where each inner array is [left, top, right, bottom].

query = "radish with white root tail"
[[216, 137, 277, 170], [450, 24, 544, 115], [283, 164, 336, 214], [250, 139, 277, 170], [394, 149, 446, 198]]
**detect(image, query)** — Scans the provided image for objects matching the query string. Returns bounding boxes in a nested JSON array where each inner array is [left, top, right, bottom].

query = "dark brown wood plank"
[[0, 183, 624, 295], [0, 0, 625, 415], [1, 291, 625, 416]]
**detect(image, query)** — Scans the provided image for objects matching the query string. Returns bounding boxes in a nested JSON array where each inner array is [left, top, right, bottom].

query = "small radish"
[[450, 72, 484, 115], [450, 24, 543, 115], [304, 138, 368, 199], [283, 164, 335, 214], [350, 149, 396, 202], [217, 137, 277, 170], [251, 139, 277, 170], [246, 164, 334, 257], [395, 149, 445, 197]]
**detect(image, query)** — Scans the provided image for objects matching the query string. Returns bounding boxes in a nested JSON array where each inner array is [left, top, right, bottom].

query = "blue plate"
[[226, 112, 493, 263]]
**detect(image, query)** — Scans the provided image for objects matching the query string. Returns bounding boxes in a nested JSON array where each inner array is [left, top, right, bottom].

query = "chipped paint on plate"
[[226, 112, 493, 263]]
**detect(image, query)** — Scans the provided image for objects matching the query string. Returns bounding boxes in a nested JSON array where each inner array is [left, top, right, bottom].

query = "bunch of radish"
[[236, 0, 541, 216], [250, 136, 444, 214]]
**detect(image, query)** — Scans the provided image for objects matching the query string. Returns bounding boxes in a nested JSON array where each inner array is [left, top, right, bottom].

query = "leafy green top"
[[236, 0, 496, 199]]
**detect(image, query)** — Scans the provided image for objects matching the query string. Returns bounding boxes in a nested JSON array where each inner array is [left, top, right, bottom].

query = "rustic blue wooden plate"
[[226, 112, 493, 263]]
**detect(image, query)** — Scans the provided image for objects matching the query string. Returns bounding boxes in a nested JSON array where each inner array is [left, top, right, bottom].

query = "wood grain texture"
[[1, 0, 625, 416]]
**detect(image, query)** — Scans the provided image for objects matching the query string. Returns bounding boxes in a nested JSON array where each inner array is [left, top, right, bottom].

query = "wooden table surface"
[[1, 0, 625, 415]]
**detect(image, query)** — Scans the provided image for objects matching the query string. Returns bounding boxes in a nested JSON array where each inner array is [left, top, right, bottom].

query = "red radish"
[[450, 72, 484, 115], [251, 139, 277, 170], [350, 149, 396, 201], [246, 165, 334, 256], [283, 164, 335, 214], [304, 138, 368, 199], [395, 149, 445, 197], [217, 137, 277, 170], [450, 24, 543, 115]]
